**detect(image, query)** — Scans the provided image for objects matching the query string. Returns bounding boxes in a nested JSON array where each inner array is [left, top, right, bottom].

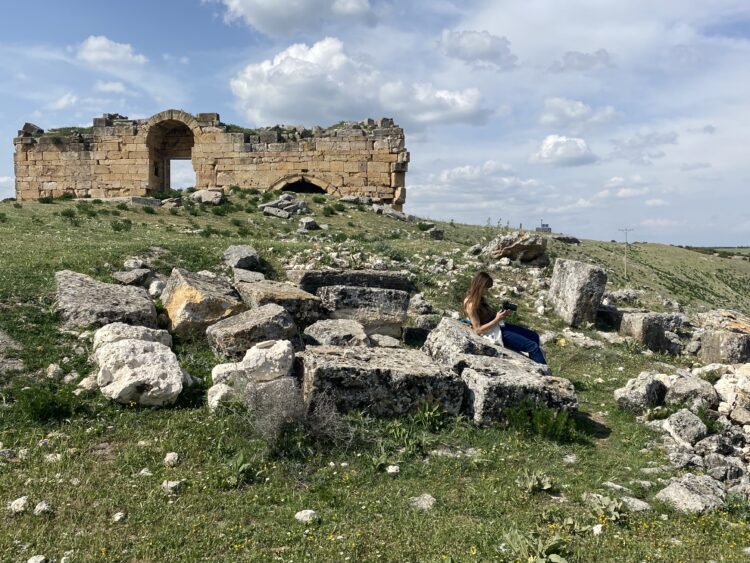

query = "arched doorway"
[[146, 119, 195, 193], [281, 179, 326, 194], [269, 174, 333, 195]]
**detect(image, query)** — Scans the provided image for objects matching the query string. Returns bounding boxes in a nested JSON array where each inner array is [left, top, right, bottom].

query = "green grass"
[[1, 195, 750, 561]]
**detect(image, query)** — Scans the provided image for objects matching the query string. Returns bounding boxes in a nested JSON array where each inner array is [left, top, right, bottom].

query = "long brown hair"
[[463, 271, 493, 317]]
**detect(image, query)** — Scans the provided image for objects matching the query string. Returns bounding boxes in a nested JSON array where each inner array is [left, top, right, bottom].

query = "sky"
[[0, 0, 748, 245]]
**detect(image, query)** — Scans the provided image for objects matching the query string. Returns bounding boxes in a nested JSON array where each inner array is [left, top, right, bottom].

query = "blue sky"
[[1, 0, 748, 245]]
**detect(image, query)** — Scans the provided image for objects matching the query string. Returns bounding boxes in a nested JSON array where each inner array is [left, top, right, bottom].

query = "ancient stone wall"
[[13, 110, 409, 208]]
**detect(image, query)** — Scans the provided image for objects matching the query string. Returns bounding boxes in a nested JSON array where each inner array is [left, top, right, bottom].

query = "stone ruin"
[[13, 110, 409, 209]]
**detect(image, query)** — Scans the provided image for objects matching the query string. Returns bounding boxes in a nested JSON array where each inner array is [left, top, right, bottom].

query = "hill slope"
[[1, 194, 750, 562]]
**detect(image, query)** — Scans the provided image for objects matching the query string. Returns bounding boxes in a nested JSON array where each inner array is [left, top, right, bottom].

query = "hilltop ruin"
[[13, 109, 409, 209]]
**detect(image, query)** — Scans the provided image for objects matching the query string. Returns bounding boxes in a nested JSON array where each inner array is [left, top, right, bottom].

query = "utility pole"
[[618, 228, 634, 280]]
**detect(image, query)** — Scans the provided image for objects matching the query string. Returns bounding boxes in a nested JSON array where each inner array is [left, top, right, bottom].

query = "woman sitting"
[[463, 271, 547, 365]]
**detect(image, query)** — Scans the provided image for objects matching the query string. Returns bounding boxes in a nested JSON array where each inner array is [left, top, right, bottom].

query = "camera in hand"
[[501, 300, 518, 312]]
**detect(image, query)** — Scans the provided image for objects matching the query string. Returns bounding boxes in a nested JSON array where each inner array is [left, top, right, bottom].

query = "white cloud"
[[615, 186, 649, 198], [379, 81, 490, 126], [218, 0, 375, 36], [601, 175, 650, 198], [49, 92, 78, 110], [94, 80, 126, 93], [77, 36, 147, 67], [539, 97, 616, 131], [230, 37, 490, 127], [440, 29, 517, 71], [531, 134, 598, 166], [610, 130, 678, 165], [162, 54, 190, 65], [546, 198, 595, 214], [548, 49, 613, 72], [646, 198, 668, 206], [437, 160, 513, 183]]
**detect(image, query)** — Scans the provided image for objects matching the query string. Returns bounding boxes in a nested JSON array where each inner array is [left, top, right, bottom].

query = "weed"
[[500, 528, 569, 562], [13, 202, 22, 209], [115, 202, 128, 211], [696, 406, 723, 435], [586, 494, 627, 524], [0, 213, 7, 223], [333, 202, 346, 212], [417, 222, 433, 231], [169, 208, 179, 216], [505, 400, 579, 443], [14, 383, 88, 423], [38, 196, 54, 204], [322, 205, 336, 217], [111, 218, 133, 232], [142, 206, 156, 214], [515, 469, 556, 494], [221, 451, 266, 490], [312, 195, 327, 204]]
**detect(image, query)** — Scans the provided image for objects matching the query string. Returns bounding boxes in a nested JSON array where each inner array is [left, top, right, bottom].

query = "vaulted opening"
[[146, 120, 195, 193], [280, 179, 326, 194]]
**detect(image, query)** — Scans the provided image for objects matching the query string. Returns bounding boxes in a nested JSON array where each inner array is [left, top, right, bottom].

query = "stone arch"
[[269, 174, 335, 195], [144, 110, 201, 193]]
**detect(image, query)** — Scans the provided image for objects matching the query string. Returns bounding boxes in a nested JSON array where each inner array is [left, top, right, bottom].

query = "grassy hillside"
[[1, 194, 750, 562]]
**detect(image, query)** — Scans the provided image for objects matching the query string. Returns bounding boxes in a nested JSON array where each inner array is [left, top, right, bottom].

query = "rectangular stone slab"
[[301, 346, 465, 416], [285, 269, 415, 294]]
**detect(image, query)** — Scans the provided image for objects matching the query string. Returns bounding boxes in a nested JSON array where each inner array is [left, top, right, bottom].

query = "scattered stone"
[[408, 493, 436, 511], [483, 231, 549, 266], [696, 310, 750, 363], [232, 268, 266, 284], [301, 346, 464, 416], [618, 311, 684, 354], [206, 305, 297, 359], [123, 258, 145, 270], [164, 452, 180, 467], [207, 383, 236, 412], [562, 453, 578, 465], [317, 285, 409, 337], [614, 372, 668, 414], [44, 453, 62, 463], [161, 268, 245, 335], [33, 501, 53, 516], [295, 509, 318, 523], [139, 468, 153, 477], [112, 511, 127, 523], [223, 245, 259, 270], [188, 189, 225, 205], [665, 376, 719, 410], [92, 339, 188, 406], [621, 496, 651, 511], [663, 409, 708, 449], [654, 473, 725, 513], [235, 280, 321, 326], [55, 270, 157, 329], [548, 259, 607, 327], [7, 496, 28, 514], [298, 217, 320, 231], [561, 328, 603, 349], [92, 322, 172, 351], [161, 480, 186, 494], [263, 206, 291, 219], [46, 363, 63, 380], [0, 329, 24, 373], [370, 333, 401, 347], [303, 319, 371, 347], [112, 268, 151, 286], [27, 556, 48, 563], [386, 465, 400, 476], [426, 227, 444, 240]]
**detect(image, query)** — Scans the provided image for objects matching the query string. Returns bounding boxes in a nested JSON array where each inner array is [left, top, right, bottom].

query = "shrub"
[[14, 384, 87, 423], [142, 205, 156, 214], [115, 202, 128, 211], [75, 201, 97, 218], [0, 212, 7, 223], [417, 222, 432, 231], [38, 196, 54, 204], [59, 208, 77, 220], [169, 208, 180, 216], [13, 202, 22, 209], [237, 226, 251, 237], [505, 399, 578, 442], [59, 192, 74, 200], [322, 206, 336, 217], [261, 191, 275, 203], [111, 218, 133, 232], [312, 195, 327, 204], [333, 202, 346, 212]]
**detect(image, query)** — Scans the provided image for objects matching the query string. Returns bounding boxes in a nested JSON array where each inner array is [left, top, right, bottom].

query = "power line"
[[618, 228, 634, 279]]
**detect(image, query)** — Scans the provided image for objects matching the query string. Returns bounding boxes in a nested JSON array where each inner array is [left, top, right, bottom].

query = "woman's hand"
[[495, 309, 511, 323]]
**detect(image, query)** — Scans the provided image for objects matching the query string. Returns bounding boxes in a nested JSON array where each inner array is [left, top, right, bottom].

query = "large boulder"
[[483, 231, 549, 266], [317, 285, 409, 337], [696, 310, 750, 363], [55, 270, 157, 329], [92, 322, 172, 351], [206, 304, 297, 359], [92, 339, 188, 406], [300, 346, 465, 416], [188, 189, 225, 205], [654, 474, 725, 513], [161, 269, 245, 335], [222, 245, 259, 270], [618, 311, 684, 354], [210, 339, 294, 393], [236, 280, 321, 326], [548, 259, 607, 327], [663, 409, 708, 449], [303, 319, 371, 347], [460, 355, 577, 425], [614, 371, 669, 413], [286, 269, 415, 294], [665, 376, 719, 410]]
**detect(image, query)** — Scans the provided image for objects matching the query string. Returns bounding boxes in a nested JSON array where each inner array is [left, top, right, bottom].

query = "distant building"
[[535, 220, 552, 233]]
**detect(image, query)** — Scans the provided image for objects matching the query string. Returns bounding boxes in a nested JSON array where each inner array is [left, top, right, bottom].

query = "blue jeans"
[[501, 323, 547, 364]]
